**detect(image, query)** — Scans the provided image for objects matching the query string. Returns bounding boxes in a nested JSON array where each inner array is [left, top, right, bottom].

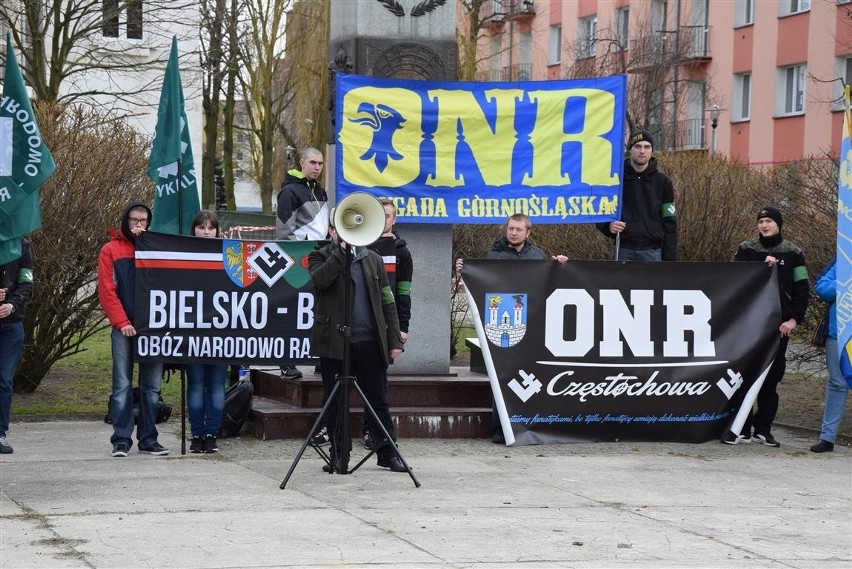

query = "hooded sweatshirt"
[[97, 201, 152, 330], [275, 168, 329, 240]]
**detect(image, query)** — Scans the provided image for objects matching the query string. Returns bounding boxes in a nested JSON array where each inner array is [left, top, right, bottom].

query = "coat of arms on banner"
[[483, 293, 527, 347], [223, 240, 295, 288]]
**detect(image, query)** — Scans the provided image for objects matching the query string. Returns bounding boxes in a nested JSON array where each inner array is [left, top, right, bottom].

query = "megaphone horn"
[[332, 192, 386, 247]]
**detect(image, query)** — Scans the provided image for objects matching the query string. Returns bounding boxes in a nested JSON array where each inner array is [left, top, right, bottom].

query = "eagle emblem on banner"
[[223, 240, 262, 288], [483, 293, 527, 348], [348, 102, 406, 173]]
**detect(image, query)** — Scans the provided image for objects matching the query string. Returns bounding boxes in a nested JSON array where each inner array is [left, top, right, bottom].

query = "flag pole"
[[177, 161, 183, 235]]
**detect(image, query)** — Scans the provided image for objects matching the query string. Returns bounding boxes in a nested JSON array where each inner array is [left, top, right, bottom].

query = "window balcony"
[[631, 26, 711, 69], [502, 63, 532, 81]]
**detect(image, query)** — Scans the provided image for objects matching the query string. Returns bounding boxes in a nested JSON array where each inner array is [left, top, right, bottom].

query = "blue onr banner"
[[335, 73, 627, 225]]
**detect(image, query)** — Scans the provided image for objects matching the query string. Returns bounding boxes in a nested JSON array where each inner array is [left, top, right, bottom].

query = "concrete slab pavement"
[[1, 420, 850, 568]]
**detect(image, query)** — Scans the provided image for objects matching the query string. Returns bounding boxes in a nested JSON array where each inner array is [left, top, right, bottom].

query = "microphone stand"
[[280, 242, 419, 489]]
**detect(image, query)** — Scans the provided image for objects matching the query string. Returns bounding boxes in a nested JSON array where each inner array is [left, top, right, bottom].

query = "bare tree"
[[0, 0, 199, 112], [16, 104, 153, 392], [229, 0, 292, 213], [560, 8, 710, 150], [279, 0, 329, 150], [457, 0, 516, 81], [199, 0, 228, 209]]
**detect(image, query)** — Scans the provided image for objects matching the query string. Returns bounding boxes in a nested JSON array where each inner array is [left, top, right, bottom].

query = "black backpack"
[[104, 387, 172, 425], [219, 380, 254, 438]]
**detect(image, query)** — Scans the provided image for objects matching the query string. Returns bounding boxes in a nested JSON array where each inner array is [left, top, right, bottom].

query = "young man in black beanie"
[[596, 129, 678, 261], [723, 206, 809, 447]]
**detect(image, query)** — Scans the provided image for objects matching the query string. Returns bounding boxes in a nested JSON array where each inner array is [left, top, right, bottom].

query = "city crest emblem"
[[483, 293, 527, 348], [223, 240, 261, 288]]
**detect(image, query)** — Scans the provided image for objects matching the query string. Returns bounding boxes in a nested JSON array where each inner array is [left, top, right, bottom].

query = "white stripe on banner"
[[136, 251, 221, 261]]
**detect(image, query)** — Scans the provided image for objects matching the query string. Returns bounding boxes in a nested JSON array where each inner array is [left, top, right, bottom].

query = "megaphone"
[[332, 192, 386, 247]]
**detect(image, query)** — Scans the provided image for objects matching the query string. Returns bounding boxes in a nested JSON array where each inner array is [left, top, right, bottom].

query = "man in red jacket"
[[98, 201, 168, 457]]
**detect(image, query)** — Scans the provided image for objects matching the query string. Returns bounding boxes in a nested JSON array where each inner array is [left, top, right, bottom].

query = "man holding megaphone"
[[308, 202, 407, 473]]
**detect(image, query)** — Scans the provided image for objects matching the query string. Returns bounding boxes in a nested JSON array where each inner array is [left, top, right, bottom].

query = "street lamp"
[[285, 145, 295, 170], [709, 104, 721, 155], [304, 118, 314, 147]]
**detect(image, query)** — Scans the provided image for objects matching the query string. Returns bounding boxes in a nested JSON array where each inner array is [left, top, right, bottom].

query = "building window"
[[780, 0, 810, 16], [103, 0, 144, 40], [733, 73, 751, 121], [735, 0, 754, 26], [778, 64, 806, 115], [577, 16, 597, 59], [616, 8, 629, 51], [548, 24, 561, 65], [832, 56, 852, 110]]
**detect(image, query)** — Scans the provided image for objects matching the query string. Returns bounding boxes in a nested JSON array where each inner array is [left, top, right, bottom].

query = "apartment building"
[[475, 0, 852, 164]]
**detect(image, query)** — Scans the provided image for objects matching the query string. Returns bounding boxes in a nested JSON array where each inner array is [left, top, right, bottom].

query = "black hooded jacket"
[[596, 157, 678, 261]]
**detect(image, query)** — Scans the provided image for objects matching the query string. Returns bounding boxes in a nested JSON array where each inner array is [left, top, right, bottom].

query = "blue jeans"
[[614, 248, 662, 261], [185, 364, 227, 437], [0, 321, 24, 438], [109, 328, 163, 448], [819, 337, 849, 443]]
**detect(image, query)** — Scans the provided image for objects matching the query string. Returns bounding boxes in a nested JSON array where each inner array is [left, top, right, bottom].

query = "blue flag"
[[837, 87, 852, 388], [147, 36, 200, 235]]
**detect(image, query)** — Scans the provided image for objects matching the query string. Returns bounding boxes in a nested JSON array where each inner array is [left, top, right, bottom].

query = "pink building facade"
[[474, 0, 852, 164]]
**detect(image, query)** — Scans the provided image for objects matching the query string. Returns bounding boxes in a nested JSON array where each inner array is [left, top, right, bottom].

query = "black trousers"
[[320, 340, 395, 459], [746, 336, 788, 435]]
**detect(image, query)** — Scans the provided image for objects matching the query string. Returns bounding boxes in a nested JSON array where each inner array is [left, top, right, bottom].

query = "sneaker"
[[753, 432, 781, 447], [138, 441, 170, 455], [363, 430, 374, 450], [204, 434, 218, 453], [810, 439, 834, 453], [721, 430, 751, 445], [281, 366, 303, 379], [190, 436, 205, 453], [0, 436, 13, 454], [111, 442, 129, 457], [310, 425, 329, 446]]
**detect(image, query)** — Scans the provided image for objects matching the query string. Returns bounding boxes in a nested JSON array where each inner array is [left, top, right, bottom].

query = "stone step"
[[248, 398, 492, 440], [247, 366, 494, 440], [251, 367, 492, 409]]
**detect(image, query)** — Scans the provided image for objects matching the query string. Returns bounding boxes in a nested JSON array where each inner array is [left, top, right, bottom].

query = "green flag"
[[147, 36, 200, 235], [0, 32, 54, 264]]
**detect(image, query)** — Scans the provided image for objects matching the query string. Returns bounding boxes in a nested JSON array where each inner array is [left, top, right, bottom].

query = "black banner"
[[462, 260, 780, 444], [134, 232, 319, 365]]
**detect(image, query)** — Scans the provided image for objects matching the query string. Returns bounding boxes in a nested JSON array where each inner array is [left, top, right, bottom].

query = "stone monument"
[[328, 0, 457, 374]]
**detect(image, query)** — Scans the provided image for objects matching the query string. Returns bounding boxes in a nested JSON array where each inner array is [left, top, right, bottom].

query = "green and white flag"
[[147, 36, 200, 235], [0, 32, 54, 264]]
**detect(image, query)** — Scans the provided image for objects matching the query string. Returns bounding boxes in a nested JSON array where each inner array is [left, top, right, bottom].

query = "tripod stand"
[[280, 237, 419, 489]]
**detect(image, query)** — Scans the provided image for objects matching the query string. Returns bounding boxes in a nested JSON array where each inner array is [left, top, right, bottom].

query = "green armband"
[[661, 202, 676, 217]]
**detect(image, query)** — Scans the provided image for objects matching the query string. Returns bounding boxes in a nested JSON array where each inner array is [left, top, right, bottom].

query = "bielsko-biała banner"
[[133, 232, 317, 365], [462, 260, 780, 444]]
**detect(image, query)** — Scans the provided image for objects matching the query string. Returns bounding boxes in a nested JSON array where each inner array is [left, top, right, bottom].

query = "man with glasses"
[[98, 201, 168, 457]]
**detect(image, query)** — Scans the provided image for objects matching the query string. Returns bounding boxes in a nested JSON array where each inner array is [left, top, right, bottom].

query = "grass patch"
[[12, 327, 183, 419]]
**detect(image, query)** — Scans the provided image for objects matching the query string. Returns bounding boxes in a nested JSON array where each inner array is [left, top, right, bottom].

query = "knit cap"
[[627, 130, 654, 151], [756, 206, 783, 228]]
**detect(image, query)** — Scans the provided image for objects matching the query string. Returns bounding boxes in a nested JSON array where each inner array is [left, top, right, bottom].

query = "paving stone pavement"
[[1, 420, 850, 568]]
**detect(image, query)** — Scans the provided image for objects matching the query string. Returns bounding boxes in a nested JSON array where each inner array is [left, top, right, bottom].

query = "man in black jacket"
[[723, 206, 809, 448], [0, 238, 34, 454], [309, 221, 407, 472], [597, 130, 678, 261]]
